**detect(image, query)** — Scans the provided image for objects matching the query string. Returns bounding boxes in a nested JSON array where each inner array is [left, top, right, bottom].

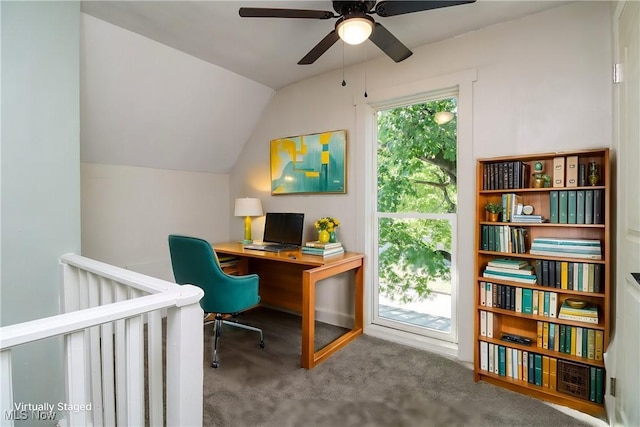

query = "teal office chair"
[[168, 234, 264, 368]]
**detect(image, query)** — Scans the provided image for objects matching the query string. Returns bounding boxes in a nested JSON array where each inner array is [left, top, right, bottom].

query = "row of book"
[[483, 257, 603, 292], [301, 241, 344, 257], [550, 189, 604, 225], [530, 237, 602, 260], [536, 321, 604, 361], [479, 343, 604, 403], [480, 285, 559, 319], [534, 260, 603, 293], [480, 225, 528, 254], [482, 161, 531, 190]]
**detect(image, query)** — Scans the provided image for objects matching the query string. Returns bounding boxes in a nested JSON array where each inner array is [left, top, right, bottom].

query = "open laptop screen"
[[263, 212, 305, 246]]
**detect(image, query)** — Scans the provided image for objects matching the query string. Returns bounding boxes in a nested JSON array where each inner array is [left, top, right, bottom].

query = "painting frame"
[[270, 129, 347, 195]]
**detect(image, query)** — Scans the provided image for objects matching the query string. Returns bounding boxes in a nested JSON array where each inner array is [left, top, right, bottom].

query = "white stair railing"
[[0, 254, 204, 427]]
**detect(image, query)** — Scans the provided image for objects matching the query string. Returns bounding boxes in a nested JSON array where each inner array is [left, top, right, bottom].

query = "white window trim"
[[355, 68, 477, 360]]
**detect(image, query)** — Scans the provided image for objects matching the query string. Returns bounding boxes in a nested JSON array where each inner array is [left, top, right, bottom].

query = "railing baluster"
[[125, 315, 144, 426], [166, 303, 204, 427], [114, 282, 128, 426], [1, 350, 14, 427], [147, 310, 164, 427], [65, 331, 89, 426], [87, 272, 103, 426]]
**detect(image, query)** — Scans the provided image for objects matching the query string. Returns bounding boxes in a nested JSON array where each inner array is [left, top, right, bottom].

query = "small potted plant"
[[485, 202, 503, 222]]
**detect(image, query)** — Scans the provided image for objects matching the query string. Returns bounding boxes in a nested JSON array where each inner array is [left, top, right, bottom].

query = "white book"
[[480, 311, 487, 337], [487, 312, 494, 338], [515, 287, 523, 313], [480, 341, 489, 371], [480, 282, 486, 306], [576, 328, 583, 357], [549, 292, 557, 318], [488, 343, 495, 373], [557, 312, 599, 324], [506, 348, 513, 378], [493, 346, 499, 374], [573, 263, 580, 290]]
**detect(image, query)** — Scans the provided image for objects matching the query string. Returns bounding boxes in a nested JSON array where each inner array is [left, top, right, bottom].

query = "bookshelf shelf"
[[474, 148, 610, 416]]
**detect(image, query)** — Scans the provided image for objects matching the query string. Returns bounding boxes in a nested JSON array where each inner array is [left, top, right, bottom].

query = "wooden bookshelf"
[[474, 149, 610, 416]]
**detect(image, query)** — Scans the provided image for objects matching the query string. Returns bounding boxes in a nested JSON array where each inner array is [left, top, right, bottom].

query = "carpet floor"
[[198, 307, 606, 427]]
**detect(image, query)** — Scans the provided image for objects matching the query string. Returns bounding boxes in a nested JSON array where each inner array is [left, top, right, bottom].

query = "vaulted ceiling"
[[81, 1, 571, 90]]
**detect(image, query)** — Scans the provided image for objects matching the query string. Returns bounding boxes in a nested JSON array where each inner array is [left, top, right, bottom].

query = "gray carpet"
[[201, 307, 599, 427]]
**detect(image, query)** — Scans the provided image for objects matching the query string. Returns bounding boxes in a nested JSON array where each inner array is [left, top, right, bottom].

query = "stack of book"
[[557, 300, 599, 324], [511, 214, 546, 223], [302, 241, 344, 257], [483, 258, 537, 284], [530, 238, 602, 260]]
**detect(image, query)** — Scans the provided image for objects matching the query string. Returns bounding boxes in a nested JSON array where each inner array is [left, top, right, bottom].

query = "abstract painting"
[[270, 130, 346, 195]]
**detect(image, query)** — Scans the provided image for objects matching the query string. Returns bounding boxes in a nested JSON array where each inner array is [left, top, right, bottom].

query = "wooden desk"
[[213, 242, 364, 369]]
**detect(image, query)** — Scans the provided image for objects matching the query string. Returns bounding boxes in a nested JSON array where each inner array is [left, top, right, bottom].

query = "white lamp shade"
[[234, 198, 263, 217], [337, 17, 373, 45]]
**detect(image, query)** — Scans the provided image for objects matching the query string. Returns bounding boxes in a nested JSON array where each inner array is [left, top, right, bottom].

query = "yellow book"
[[587, 329, 596, 359], [595, 330, 604, 361], [542, 322, 549, 349], [560, 262, 568, 289], [542, 355, 550, 388], [538, 291, 545, 317], [550, 358, 557, 391], [517, 349, 523, 380], [522, 350, 528, 382], [506, 346, 513, 378], [571, 326, 577, 355], [537, 321, 544, 348], [532, 290, 539, 315], [588, 264, 595, 292]]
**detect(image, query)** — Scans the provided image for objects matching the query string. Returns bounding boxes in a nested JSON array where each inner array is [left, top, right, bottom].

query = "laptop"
[[244, 212, 305, 252]]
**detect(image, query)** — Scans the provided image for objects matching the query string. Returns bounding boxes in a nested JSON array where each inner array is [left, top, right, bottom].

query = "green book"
[[565, 325, 572, 354], [596, 368, 604, 404], [488, 225, 495, 251], [582, 327, 589, 358], [528, 352, 535, 384], [577, 263, 584, 291], [585, 190, 594, 224], [548, 323, 556, 350], [559, 325, 566, 353], [498, 345, 506, 376], [559, 191, 568, 224], [550, 191, 559, 223], [543, 292, 550, 317], [522, 288, 533, 314], [590, 367, 597, 402], [481, 225, 489, 250], [534, 354, 543, 386], [576, 190, 585, 224], [568, 191, 577, 224]]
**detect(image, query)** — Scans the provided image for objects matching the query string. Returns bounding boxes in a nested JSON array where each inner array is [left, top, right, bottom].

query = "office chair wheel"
[[259, 340, 265, 349], [212, 361, 219, 368]]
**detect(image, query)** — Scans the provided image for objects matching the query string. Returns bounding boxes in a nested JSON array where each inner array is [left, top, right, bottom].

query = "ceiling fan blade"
[[239, 7, 334, 19], [374, 0, 476, 17], [298, 30, 340, 65], [369, 23, 412, 63]]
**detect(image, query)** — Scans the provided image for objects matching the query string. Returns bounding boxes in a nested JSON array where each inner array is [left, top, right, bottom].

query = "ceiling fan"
[[239, 1, 476, 65]]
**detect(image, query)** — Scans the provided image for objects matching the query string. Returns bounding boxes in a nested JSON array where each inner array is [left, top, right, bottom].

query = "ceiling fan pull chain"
[[363, 43, 368, 98], [341, 40, 347, 87]]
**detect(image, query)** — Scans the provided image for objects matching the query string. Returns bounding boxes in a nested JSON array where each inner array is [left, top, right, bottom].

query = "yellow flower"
[[315, 217, 340, 232]]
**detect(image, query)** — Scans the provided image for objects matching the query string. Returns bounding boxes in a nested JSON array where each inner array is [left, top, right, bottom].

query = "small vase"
[[329, 231, 337, 243], [487, 212, 499, 222], [318, 230, 330, 243]]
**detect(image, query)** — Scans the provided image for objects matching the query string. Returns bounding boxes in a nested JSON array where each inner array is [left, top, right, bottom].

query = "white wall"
[[81, 163, 229, 280], [1, 0, 80, 421], [80, 13, 274, 174], [231, 2, 612, 363]]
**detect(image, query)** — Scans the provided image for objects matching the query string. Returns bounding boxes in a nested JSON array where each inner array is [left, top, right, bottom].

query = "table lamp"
[[234, 198, 263, 244]]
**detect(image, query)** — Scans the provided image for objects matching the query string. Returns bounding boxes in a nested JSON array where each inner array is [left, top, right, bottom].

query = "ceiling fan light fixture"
[[434, 111, 455, 125], [336, 16, 374, 45]]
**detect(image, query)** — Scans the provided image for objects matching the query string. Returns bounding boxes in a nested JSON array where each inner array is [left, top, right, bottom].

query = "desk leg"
[[301, 259, 364, 369], [301, 272, 315, 369]]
